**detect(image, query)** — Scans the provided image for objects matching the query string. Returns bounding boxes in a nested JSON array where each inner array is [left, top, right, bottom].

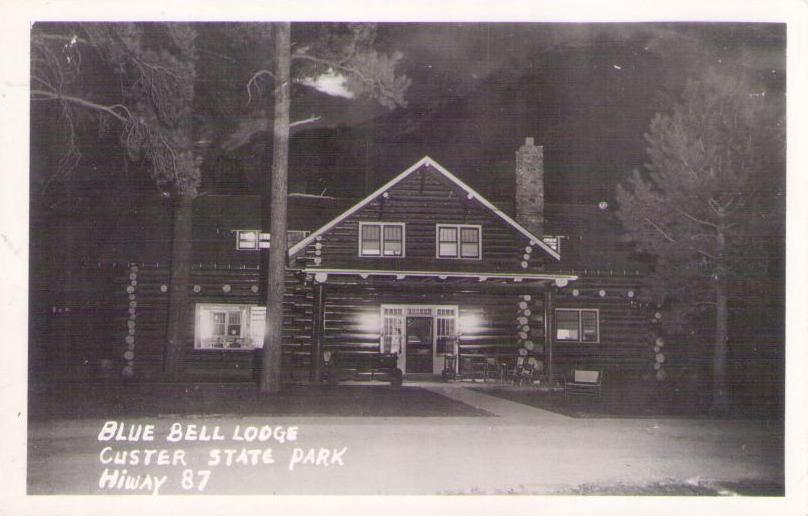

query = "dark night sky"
[[272, 22, 785, 204], [28, 22, 786, 269]]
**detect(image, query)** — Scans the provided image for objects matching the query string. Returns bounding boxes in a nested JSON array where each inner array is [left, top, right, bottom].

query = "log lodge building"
[[40, 138, 664, 384]]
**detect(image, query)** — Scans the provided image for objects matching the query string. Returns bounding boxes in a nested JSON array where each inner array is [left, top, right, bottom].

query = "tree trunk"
[[260, 22, 291, 393], [711, 222, 729, 414], [712, 279, 730, 414], [164, 193, 194, 377]]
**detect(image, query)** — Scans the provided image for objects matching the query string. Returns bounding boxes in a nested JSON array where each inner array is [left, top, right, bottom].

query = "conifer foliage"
[[616, 71, 784, 412]]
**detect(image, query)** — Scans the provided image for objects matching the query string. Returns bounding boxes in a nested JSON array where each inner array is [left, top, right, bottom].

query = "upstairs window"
[[436, 224, 481, 259], [555, 308, 599, 343], [359, 222, 405, 257], [236, 230, 261, 250], [235, 230, 309, 251]]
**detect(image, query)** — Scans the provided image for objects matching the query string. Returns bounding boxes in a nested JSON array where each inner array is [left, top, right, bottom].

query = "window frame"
[[235, 229, 260, 250], [234, 230, 310, 251], [554, 308, 600, 343], [435, 224, 482, 260], [358, 222, 406, 258], [194, 303, 266, 351]]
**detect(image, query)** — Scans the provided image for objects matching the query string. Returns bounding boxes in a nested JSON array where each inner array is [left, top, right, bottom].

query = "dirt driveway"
[[26, 382, 783, 496]]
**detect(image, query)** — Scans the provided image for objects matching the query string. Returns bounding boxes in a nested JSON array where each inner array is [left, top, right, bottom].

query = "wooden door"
[[405, 316, 433, 373]]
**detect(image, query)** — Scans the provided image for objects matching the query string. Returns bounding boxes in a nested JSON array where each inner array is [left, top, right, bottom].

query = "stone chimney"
[[515, 137, 544, 236]]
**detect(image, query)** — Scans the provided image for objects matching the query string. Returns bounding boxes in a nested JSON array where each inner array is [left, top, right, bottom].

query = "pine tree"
[[616, 71, 784, 413]]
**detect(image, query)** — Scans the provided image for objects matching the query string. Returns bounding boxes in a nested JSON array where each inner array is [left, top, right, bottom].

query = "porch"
[[303, 270, 577, 386]]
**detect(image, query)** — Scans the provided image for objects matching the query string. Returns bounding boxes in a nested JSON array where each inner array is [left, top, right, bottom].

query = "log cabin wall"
[[98, 264, 655, 382], [293, 163, 556, 273], [111, 264, 315, 382], [317, 279, 547, 362], [551, 273, 655, 380]]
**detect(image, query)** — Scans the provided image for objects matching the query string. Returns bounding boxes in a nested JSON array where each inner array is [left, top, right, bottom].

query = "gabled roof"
[[288, 156, 561, 260]]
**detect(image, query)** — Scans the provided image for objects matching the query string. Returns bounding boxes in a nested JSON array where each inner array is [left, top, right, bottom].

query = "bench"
[[564, 369, 604, 399], [325, 352, 403, 387]]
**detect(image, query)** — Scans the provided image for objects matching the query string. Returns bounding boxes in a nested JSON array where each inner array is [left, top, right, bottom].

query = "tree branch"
[[30, 89, 130, 123], [34, 33, 89, 45], [289, 115, 322, 128], [643, 217, 678, 244], [672, 204, 719, 229], [246, 69, 275, 106], [643, 216, 718, 261]]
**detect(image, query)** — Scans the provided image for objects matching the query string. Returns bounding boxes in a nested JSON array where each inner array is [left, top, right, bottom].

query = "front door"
[[405, 316, 433, 374]]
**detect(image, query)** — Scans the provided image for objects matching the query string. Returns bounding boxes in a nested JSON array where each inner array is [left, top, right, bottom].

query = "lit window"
[[236, 230, 259, 250], [195, 304, 266, 350], [235, 230, 309, 251], [436, 224, 481, 259], [359, 222, 405, 257], [542, 235, 561, 253], [555, 309, 599, 343]]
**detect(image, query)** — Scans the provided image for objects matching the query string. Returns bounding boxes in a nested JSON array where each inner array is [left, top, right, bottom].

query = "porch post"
[[311, 280, 326, 385], [544, 287, 554, 384]]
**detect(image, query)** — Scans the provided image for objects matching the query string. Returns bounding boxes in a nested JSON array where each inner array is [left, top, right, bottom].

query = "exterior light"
[[459, 314, 482, 334], [356, 313, 380, 334]]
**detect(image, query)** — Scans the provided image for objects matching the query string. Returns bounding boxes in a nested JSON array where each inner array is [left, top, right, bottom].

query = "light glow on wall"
[[458, 314, 482, 334], [357, 312, 381, 334]]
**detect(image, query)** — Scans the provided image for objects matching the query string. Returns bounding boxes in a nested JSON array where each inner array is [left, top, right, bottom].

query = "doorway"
[[405, 316, 434, 373], [381, 304, 458, 375]]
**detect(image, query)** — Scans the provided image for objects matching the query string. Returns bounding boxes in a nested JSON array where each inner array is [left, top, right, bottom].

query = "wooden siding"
[[318, 279, 547, 362], [96, 265, 654, 382], [551, 274, 654, 378], [111, 265, 315, 381], [293, 164, 554, 274]]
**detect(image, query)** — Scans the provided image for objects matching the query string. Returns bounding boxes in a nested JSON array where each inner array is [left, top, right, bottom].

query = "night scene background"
[[19, 18, 794, 500], [29, 22, 785, 405]]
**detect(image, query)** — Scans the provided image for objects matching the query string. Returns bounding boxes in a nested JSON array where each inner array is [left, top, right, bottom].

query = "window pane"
[[438, 227, 458, 256], [250, 306, 266, 349], [439, 227, 457, 243], [227, 310, 242, 337], [556, 310, 580, 340], [384, 241, 402, 256], [581, 311, 598, 342], [383, 225, 403, 256], [237, 231, 259, 250], [212, 312, 226, 336], [361, 225, 381, 255], [460, 242, 479, 258], [460, 227, 478, 243], [439, 242, 458, 257], [362, 224, 380, 240], [383, 225, 402, 241]]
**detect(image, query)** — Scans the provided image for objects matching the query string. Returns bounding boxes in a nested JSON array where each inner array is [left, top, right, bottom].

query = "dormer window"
[[436, 224, 481, 259], [235, 230, 309, 250], [236, 230, 261, 250], [359, 222, 405, 257], [541, 235, 563, 254]]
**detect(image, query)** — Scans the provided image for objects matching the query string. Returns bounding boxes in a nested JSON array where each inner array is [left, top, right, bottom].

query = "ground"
[[26, 380, 784, 497]]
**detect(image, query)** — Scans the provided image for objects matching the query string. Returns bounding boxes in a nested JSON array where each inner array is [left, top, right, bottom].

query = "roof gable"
[[288, 156, 560, 260]]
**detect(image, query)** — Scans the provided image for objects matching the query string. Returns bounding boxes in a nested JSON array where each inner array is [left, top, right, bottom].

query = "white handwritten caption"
[[96, 421, 347, 494]]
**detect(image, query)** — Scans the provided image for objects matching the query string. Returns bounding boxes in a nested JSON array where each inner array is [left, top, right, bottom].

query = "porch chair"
[[512, 357, 543, 386]]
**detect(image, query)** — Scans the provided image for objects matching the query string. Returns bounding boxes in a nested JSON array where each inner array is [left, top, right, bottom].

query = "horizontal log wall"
[[112, 265, 315, 381], [294, 166, 554, 273], [319, 279, 546, 362], [99, 266, 654, 382], [552, 274, 654, 378]]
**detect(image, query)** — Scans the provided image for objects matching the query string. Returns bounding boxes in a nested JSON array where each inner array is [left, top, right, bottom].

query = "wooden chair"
[[512, 357, 543, 386], [564, 368, 604, 399], [460, 356, 487, 382]]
